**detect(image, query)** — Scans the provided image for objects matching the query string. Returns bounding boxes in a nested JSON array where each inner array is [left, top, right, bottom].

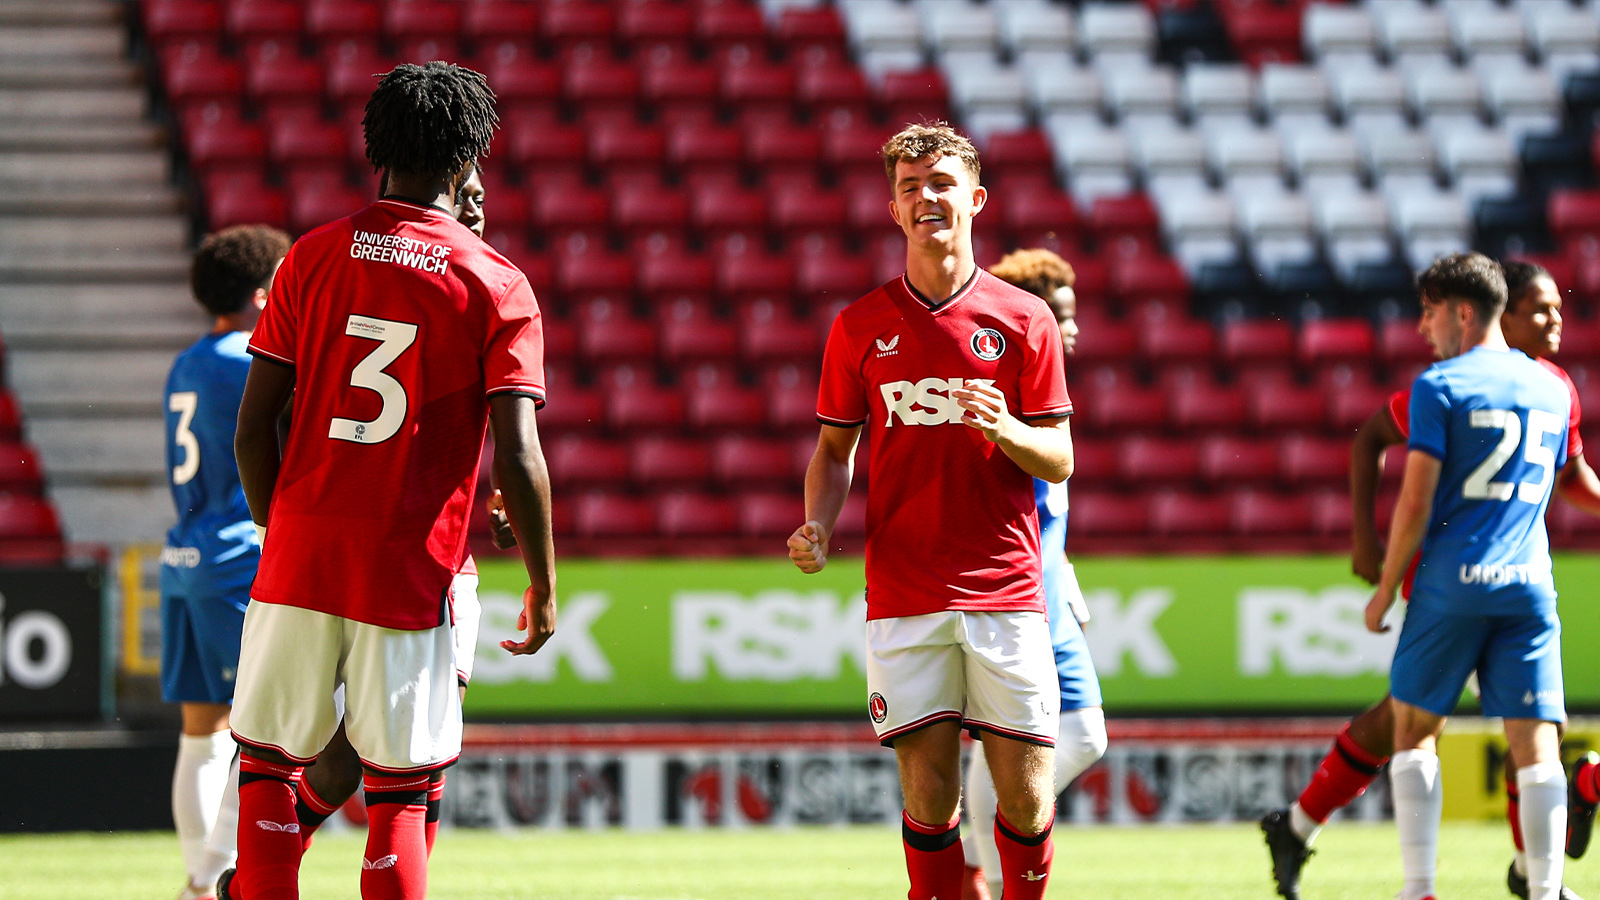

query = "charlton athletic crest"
[[970, 327, 1005, 361], [869, 692, 888, 723]]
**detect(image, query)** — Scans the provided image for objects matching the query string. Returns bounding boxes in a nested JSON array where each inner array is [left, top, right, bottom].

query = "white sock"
[[1390, 749, 1441, 900], [1514, 851, 1528, 877], [193, 753, 240, 890], [1518, 761, 1567, 900], [172, 731, 235, 883], [1289, 802, 1323, 847], [962, 739, 1003, 897], [1053, 707, 1108, 794]]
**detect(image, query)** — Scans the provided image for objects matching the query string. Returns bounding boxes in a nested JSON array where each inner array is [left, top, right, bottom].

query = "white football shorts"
[[865, 610, 1059, 747], [231, 601, 462, 773], [452, 572, 481, 687]]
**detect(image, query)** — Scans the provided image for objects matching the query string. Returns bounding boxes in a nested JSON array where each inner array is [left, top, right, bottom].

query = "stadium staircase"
[[0, 0, 198, 554]]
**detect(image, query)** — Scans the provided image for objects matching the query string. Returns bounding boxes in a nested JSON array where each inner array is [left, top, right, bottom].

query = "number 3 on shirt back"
[[329, 314, 418, 445]]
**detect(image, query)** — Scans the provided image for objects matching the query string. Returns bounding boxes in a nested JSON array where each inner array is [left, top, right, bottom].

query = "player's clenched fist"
[[952, 380, 1014, 443], [788, 520, 828, 573]]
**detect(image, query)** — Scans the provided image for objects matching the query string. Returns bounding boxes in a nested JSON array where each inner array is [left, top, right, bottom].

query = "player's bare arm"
[[790, 424, 860, 574], [488, 393, 556, 656], [1556, 453, 1600, 516], [952, 380, 1073, 482], [1366, 450, 1442, 633], [1350, 406, 1406, 584], [234, 357, 296, 528]]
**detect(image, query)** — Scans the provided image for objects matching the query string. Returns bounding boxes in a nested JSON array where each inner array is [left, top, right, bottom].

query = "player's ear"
[[251, 287, 268, 311], [970, 183, 987, 216]]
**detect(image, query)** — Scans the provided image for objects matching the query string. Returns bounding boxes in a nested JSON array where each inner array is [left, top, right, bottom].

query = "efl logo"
[[970, 328, 1005, 361], [879, 377, 995, 426]]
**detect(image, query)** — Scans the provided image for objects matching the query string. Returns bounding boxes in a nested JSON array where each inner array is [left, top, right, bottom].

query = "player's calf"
[[235, 754, 305, 900], [361, 771, 433, 900]]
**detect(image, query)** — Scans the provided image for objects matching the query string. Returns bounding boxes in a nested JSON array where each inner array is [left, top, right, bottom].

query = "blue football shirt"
[[1408, 346, 1570, 615], [163, 331, 259, 592]]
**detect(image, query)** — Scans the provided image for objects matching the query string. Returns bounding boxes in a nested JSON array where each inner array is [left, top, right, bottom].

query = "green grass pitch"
[[4, 822, 1599, 899]]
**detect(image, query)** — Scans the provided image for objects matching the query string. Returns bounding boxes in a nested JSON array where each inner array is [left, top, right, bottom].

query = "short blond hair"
[[881, 122, 981, 185], [989, 248, 1075, 301]]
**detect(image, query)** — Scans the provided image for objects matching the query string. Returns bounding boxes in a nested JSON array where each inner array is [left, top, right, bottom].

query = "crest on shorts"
[[869, 692, 888, 723], [970, 328, 1005, 361]]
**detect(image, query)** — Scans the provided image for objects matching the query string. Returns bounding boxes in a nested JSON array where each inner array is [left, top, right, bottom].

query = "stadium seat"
[[546, 436, 630, 487], [543, 0, 616, 42], [555, 245, 636, 295], [161, 44, 244, 104], [1376, 319, 1433, 367], [146, 0, 225, 42], [0, 442, 43, 494], [1080, 384, 1167, 432], [305, 0, 381, 41], [565, 55, 641, 107], [1298, 319, 1374, 366], [185, 119, 267, 173], [686, 381, 768, 431], [1117, 436, 1201, 485], [712, 435, 799, 487], [287, 179, 366, 236], [738, 300, 818, 362], [573, 493, 657, 539], [1071, 437, 1119, 485], [1328, 381, 1397, 431], [0, 392, 23, 443], [619, 0, 694, 45], [693, 183, 768, 234], [1148, 490, 1231, 536], [0, 496, 64, 564], [657, 493, 739, 539], [204, 173, 288, 231], [1230, 490, 1313, 536], [718, 252, 796, 300], [606, 384, 687, 432], [1219, 319, 1295, 366], [267, 117, 347, 170], [796, 252, 876, 304], [1197, 435, 1279, 485], [737, 492, 803, 538], [1139, 315, 1215, 363], [723, 58, 798, 108], [1244, 380, 1327, 431], [1278, 434, 1348, 486], [226, 0, 302, 39], [629, 437, 713, 487], [1068, 490, 1150, 537], [1167, 378, 1247, 430], [462, 0, 541, 41]]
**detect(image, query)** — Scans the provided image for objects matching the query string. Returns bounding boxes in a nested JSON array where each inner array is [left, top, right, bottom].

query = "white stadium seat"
[[1314, 191, 1392, 241], [1078, 3, 1155, 58], [1329, 236, 1400, 278], [1524, 6, 1600, 58], [1182, 64, 1255, 118], [920, 2, 1000, 55], [1157, 189, 1237, 243], [1391, 189, 1471, 239], [1207, 125, 1284, 178], [1285, 129, 1363, 179], [1406, 234, 1472, 270], [1404, 64, 1483, 118], [1052, 123, 1132, 175], [994, 0, 1075, 55], [1132, 126, 1208, 177], [1482, 63, 1561, 121], [1448, 6, 1526, 58], [1359, 126, 1437, 179], [1172, 236, 1244, 274], [1259, 64, 1330, 118], [943, 59, 1028, 112], [1375, 4, 1452, 59], [1239, 191, 1314, 241], [1028, 62, 1103, 118], [1332, 65, 1408, 117], [1101, 64, 1180, 118], [1305, 6, 1379, 60], [1301, 171, 1367, 201], [1066, 173, 1136, 211], [1250, 235, 1319, 271], [842, 1, 923, 55]]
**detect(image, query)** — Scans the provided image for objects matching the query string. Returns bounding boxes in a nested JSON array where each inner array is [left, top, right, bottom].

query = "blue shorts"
[[1052, 614, 1102, 711], [1390, 605, 1564, 722], [160, 577, 249, 705]]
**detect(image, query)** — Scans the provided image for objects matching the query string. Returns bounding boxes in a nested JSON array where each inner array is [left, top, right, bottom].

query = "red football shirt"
[[816, 270, 1073, 620], [1383, 357, 1582, 599], [249, 199, 544, 630]]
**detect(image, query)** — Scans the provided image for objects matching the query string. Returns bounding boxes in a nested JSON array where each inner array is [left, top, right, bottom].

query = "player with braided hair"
[[226, 62, 553, 900]]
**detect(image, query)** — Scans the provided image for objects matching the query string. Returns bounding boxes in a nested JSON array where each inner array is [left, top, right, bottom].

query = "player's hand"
[[501, 585, 556, 655], [1352, 536, 1384, 585], [1365, 589, 1396, 633], [788, 520, 828, 574], [487, 489, 517, 550], [952, 380, 1012, 443]]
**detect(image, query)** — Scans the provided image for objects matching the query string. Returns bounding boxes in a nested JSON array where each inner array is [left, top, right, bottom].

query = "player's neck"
[[212, 314, 252, 336], [903, 244, 977, 306], [381, 171, 456, 214], [1464, 324, 1509, 354]]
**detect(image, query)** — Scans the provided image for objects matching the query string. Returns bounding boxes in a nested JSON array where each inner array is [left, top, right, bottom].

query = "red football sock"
[[294, 776, 340, 851], [424, 774, 445, 857], [901, 812, 963, 900], [1579, 764, 1600, 806], [361, 772, 431, 900], [1297, 723, 1389, 823], [236, 755, 305, 900], [994, 809, 1054, 900], [1506, 768, 1525, 852]]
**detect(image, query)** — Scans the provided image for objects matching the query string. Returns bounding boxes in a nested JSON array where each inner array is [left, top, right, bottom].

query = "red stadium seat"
[[1000, 190, 1081, 240], [1230, 490, 1313, 536], [1278, 434, 1348, 486], [1149, 490, 1231, 536], [795, 251, 875, 304], [772, 188, 847, 238], [657, 492, 738, 538], [565, 56, 640, 106], [1140, 316, 1217, 363], [798, 66, 871, 115], [161, 44, 244, 104], [537, 383, 604, 434], [1376, 319, 1433, 366], [687, 382, 767, 430], [619, 0, 694, 44], [665, 121, 743, 176], [1327, 382, 1397, 430], [287, 179, 366, 235], [546, 436, 630, 487], [305, 0, 381, 41], [1080, 384, 1167, 432], [462, 0, 541, 41], [1117, 436, 1201, 484], [607, 384, 687, 431], [1198, 435, 1280, 484], [1068, 490, 1150, 536], [1298, 319, 1375, 365], [739, 300, 819, 362], [737, 492, 803, 538], [697, 2, 768, 45], [779, 5, 847, 45], [485, 57, 562, 106], [225, 0, 302, 39], [711, 435, 796, 487], [544, 0, 616, 41], [245, 44, 325, 106], [535, 181, 610, 233], [629, 437, 713, 487], [577, 312, 656, 363], [321, 39, 391, 103], [612, 183, 691, 233], [1071, 319, 1141, 366], [719, 252, 795, 299], [642, 58, 721, 109], [591, 123, 667, 167], [146, 0, 224, 42], [1167, 379, 1248, 430], [745, 121, 824, 167], [383, 0, 461, 40], [1244, 380, 1328, 430], [185, 120, 267, 173], [0, 443, 43, 494], [693, 183, 768, 233], [1549, 190, 1600, 244], [1111, 256, 1189, 303], [877, 69, 949, 126], [267, 117, 347, 168], [574, 493, 657, 539], [983, 130, 1056, 183], [0, 496, 64, 565], [0, 392, 23, 442], [205, 174, 288, 230], [1090, 195, 1161, 246], [722, 58, 797, 107], [661, 303, 739, 365], [766, 380, 819, 433], [638, 254, 717, 300], [1069, 437, 1120, 485], [1220, 318, 1296, 365], [1309, 489, 1354, 536]]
